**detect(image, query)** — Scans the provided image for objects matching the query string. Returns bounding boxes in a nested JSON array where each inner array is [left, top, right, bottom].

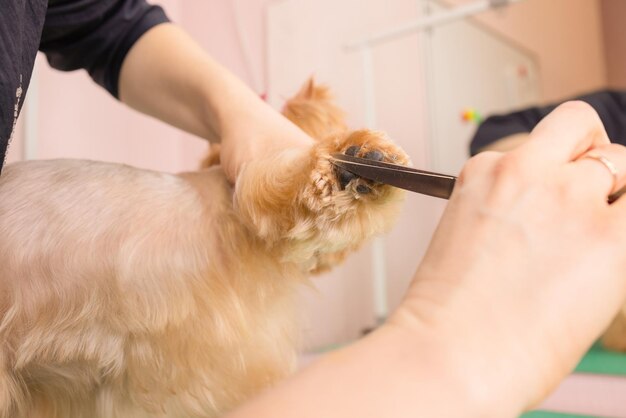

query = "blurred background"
[[7, 0, 625, 353]]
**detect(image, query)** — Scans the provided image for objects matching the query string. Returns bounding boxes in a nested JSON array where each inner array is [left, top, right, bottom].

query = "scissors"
[[329, 153, 457, 200], [330, 153, 626, 204]]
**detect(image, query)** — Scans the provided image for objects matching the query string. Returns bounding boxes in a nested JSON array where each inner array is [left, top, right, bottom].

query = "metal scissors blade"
[[329, 153, 457, 200]]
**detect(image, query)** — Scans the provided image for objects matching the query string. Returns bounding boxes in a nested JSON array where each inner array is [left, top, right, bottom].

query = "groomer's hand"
[[227, 102, 626, 418], [216, 95, 314, 183], [390, 101, 626, 415], [119, 23, 313, 183]]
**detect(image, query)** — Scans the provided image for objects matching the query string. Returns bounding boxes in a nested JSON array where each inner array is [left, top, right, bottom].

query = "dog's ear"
[[295, 76, 334, 102], [296, 76, 316, 99], [282, 77, 347, 139]]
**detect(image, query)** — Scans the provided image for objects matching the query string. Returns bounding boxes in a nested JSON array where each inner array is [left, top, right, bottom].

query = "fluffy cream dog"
[[0, 80, 408, 417]]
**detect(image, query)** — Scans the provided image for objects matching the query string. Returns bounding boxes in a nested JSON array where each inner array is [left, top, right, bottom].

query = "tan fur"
[[602, 307, 626, 352], [281, 77, 348, 140], [200, 144, 221, 168], [0, 79, 408, 417]]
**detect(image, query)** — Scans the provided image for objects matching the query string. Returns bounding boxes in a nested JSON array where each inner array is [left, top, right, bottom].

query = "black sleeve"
[[469, 90, 626, 156], [39, 0, 170, 98]]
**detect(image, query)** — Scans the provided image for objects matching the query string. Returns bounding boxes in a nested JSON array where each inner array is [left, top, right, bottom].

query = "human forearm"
[[118, 23, 313, 181], [118, 23, 253, 141], [227, 324, 512, 418]]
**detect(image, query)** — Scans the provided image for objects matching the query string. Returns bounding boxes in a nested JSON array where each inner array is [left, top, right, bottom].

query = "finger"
[[513, 101, 609, 168], [568, 144, 626, 202]]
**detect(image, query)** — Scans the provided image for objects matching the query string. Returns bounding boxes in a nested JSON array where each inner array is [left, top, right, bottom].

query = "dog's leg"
[[234, 129, 409, 272]]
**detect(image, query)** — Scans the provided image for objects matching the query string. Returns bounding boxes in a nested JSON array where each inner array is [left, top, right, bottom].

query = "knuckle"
[[484, 154, 534, 201], [458, 151, 500, 184], [491, 153, 524, 181], [607, 143, 626, 156], [556, 101, 603, 128], [558, 100, 596, 115]]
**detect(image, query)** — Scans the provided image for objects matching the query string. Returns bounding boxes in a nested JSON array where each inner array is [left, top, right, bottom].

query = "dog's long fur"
[[0, 79, 408, 417]]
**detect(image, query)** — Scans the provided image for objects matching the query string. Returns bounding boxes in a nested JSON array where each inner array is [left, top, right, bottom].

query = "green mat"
[[522, 412, 594, 418], [575, 341, 626, 375], [519, 342, 626, 417]]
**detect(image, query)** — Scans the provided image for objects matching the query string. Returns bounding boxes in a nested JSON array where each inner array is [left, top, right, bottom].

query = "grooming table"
[[523, 343, 626, 417]]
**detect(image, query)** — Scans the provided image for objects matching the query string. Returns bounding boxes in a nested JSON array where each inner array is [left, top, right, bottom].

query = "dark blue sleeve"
[[469, 90, 626, 156], [39, 0, 170, 98], [468, 105, 556, 156]]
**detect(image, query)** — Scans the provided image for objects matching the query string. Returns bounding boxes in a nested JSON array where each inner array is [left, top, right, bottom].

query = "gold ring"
[[583, 153, 619, 192]]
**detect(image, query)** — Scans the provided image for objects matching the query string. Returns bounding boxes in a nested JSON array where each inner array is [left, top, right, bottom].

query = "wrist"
[[382, 308, 526, 417], [196, 57, 269, 141], [202, 83, 314, 181]]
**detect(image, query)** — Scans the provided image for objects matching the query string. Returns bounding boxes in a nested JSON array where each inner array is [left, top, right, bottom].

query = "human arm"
[[227, 101, 626, 417], [117, 23, 314, 182], [40, 1, 313, 182]]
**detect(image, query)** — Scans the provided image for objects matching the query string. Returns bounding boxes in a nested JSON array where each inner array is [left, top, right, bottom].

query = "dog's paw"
[[336, 145, 385, 194], [332, 130, 410, 197], [303, 129, 409, 215]]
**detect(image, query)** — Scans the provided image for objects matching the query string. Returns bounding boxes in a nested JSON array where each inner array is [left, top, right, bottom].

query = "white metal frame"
[[347, 0, 525, 324], [346, 0, 522, 50]]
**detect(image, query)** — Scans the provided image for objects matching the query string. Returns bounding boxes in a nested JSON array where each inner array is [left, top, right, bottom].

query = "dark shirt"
[[469, 90, 626, 156], [0, 0, 169, 173]]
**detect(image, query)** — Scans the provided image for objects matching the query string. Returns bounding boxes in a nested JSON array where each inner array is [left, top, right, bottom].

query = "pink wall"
[[181, 0, 269, 95], [601, 0, 626, 89], [446, 0, 607, 102]]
